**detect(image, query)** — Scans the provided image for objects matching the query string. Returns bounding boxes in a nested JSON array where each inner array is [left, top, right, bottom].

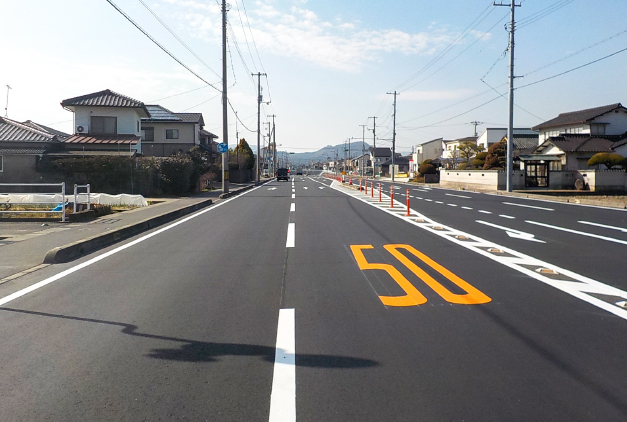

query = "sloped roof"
[[174, 113, 204, 125], [22, 120, 70, 139], [370, 147, 392, 156], [63, 134, 140, 145], [0, 147, 47, 155], [199, 129, 218, 138], [452, 136, 477, 143], [61, 89, 149, 116], [538, 134, 615, 153], [381, 157, 410, 165], [0, 117, 58, 143], [532, 103, 624, 130], [143, 105, 182, 122]]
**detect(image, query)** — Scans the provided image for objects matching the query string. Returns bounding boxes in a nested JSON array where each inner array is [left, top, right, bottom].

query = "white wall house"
[[532, 103, 627, 142], [413, 138, 444, 164], [61, 89, 149, 155], [476, 128, 538, 150]]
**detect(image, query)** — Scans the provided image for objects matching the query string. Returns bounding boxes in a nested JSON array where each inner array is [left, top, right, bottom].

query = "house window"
[[166, 129, 179, 139], [90, 116, 117, 135], [142, 127, 154, 142], [590, 124, 606, 136], [549, 161, 562, 171]]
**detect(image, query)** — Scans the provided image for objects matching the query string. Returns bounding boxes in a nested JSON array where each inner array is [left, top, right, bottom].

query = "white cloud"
[[173, 1, 476, 72]]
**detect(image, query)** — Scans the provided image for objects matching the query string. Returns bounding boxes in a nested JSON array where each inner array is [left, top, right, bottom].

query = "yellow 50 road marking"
[[351, 244, 491, 307]]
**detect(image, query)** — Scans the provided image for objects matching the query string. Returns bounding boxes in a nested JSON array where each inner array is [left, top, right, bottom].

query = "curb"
[[43, 198, 213, 264]]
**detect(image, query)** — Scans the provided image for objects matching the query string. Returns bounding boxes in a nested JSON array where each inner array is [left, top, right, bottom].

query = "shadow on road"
[[0, 307, 378, 369]]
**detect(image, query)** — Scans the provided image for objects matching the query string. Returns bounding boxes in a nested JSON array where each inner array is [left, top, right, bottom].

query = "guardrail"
[[73, 184, 91, 213], [0, 182, 67, 222]]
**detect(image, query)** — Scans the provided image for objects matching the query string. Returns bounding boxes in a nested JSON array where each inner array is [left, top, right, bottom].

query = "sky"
[[2, 0, 627, 155]]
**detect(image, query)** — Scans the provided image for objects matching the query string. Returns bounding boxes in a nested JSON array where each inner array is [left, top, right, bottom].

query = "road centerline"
[[268, 308, 296, 422]]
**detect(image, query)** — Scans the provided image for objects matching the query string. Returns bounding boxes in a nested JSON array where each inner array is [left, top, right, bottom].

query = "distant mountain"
[[282, 141, 371, 165]]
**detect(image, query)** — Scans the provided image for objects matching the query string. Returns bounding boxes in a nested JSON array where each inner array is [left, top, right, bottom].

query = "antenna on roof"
[[4, 85, 11, 117]]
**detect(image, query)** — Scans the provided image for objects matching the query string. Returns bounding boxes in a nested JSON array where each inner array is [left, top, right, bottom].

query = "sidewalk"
[[0, 181, 265, 284]]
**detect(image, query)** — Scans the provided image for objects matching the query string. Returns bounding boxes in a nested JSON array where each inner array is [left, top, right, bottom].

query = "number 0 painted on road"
[[351, 244, 491, 307]]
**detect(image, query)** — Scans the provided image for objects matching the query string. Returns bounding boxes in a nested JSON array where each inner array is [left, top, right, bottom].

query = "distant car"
[[276, 168, 289, 181], [296, 170, 303, 175]]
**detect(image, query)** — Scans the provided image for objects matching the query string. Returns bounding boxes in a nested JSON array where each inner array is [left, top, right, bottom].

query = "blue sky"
[[2, 0, 627, 154]]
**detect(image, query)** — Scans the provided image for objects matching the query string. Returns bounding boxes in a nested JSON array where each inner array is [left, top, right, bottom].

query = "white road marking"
[[291, 194, 295, 199], [330, 182, 627, 320], [286, 223, 295, 248], [579, 221, 627, 233], [435, 201, 443, 204], [461, 206, 473, 210], [318, 187, 325, 190], [290, 203, 295, 212], [415, 197, 423, 200], [0, 184, 268, 307], [413, 189, 429, 192], [478, 210, 492, 214], [268, 187, 277, 191], [446, 193, 471, 199], [268, 308, 296, 422], [303, 187, 308, 190], [424, 199, 433, 202], [504, 202, 554, 211], [526, 220, 627, 246], [447, 204, 458, 207], [477, 220, 545, 243], [499, 215, 516, 219]]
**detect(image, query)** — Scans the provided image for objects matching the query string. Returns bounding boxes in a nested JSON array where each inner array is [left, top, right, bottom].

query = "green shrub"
[[587, 152, 626, 169]]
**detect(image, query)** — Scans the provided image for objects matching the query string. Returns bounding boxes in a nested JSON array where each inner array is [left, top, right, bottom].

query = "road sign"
[[217, 143, 228, 153]]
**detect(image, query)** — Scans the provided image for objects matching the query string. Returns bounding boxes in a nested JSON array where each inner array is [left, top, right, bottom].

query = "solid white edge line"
[[0, 184, 267, 307], [578, 221, 627, 233], [326, 180, 627, 321], [286, 223, 295, 248], [268, 308, 296, 422], [526, 220, 627, 246]]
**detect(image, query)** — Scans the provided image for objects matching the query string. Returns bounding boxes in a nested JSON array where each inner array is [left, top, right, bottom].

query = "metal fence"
[[0, 183, 67, 222]]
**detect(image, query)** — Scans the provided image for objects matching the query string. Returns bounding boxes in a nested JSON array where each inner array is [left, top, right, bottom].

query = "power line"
[[517, 46, 627, 90], [137, 0, 222, 80], [104, 0, 221, 93], [518, 0, 574, 30]]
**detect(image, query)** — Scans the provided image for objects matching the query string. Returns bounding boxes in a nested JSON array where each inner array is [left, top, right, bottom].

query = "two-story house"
[[413, 138, 445, 165], [141, 105, 218, 157], [370, 147, 392, 176], [60, 89, 149, 155], [522, 103, 627, 173], [476, 128, 538, 150]]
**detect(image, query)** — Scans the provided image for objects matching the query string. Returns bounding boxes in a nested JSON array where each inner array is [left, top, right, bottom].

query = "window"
[[142, 127, 154, 142], [590, 124, 606, 136], [90, 116, 117, 135], [166, 129, 179, 139]]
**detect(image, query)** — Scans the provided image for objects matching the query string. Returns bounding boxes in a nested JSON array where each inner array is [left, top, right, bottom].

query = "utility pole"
[[252, 72, 267, 182], [268, 114, 276, 175], [221, 1, 229, 193], [359, 125, 367, 177], [369, 116, 377, 177], [470, 120, 484, 137], [387, 91, 399, 182], [495, 1, 520, 192]]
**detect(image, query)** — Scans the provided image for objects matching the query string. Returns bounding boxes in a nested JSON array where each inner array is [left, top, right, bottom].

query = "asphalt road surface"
[[1, 175, 626, 421]]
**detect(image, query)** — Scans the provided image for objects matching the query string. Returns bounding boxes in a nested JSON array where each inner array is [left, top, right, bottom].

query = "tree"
[[230, 138, 255, 170], [472, 152, 488, 169], [483, 140, 506, 169], [587, 152, 626, 169], [458, 141, 484, 165], [419, 159, 437, 175]]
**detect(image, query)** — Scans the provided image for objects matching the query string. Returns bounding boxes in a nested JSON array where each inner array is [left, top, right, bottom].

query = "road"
[[1, 175, 626, 421]]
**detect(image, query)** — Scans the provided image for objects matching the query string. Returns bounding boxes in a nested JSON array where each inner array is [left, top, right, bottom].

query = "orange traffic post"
[[371, 181, 374, 198], [406, 189, 411, 216], [359, 178, 362, 191], [390, 186, 394, 208], [365, 180, 368, 195], [378, 183, 382, 202]]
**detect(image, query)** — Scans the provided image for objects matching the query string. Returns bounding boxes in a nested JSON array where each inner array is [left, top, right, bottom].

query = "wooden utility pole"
[[387, 91, 399, 181], [252, 72, 267, 182]]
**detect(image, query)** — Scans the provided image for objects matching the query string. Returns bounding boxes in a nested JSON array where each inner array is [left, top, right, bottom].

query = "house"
[[476, 128, 538, 150], [518, 104, 627, 186], [533, 103, 627, 142], [414, 138, 445, 164], [141, 105, 218, 157], [370, 147, 392, 176], [0, 117, 64, 183], [381, 156, 410, 176], [351, 153, 371, 175], [60, 89, 149, 155]]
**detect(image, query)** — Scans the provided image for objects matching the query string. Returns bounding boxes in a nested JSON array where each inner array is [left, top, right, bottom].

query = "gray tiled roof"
[[542, 134, 615, 153], [174, 113, 204, 124], [370, 147, 392, 156], [532, 103, 624, 130], [22, 120, 70, 139], [512, 134, 539, 150], [0, 148, 47, 155], [0, 117, 57, 143], [199, 129, 218, 138], [61, 89, 145, 108]]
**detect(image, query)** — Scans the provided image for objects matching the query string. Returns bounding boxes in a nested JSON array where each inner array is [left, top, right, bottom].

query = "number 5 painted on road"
[[350, 244, 491, 307], [351, 245, 427, 307]]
